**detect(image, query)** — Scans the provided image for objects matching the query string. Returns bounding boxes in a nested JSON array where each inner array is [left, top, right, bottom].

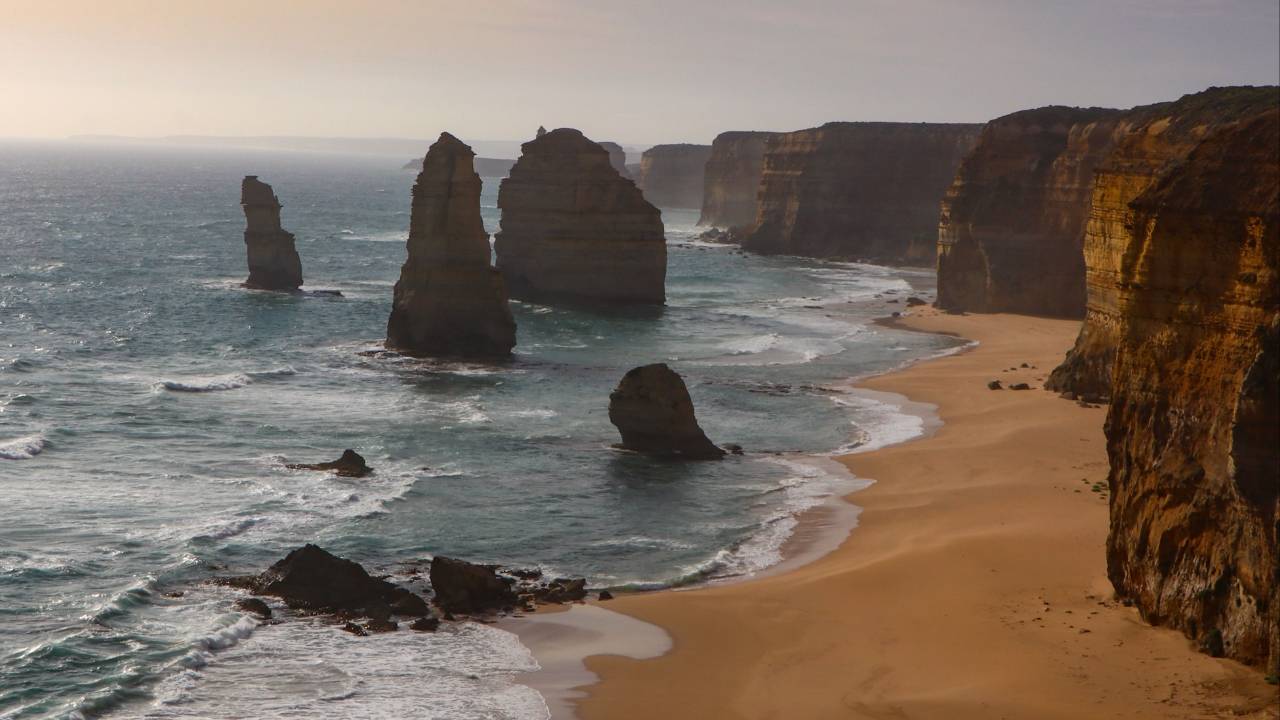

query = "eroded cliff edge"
[[935, 107, 1125, 317], [741, 122, 981, 264], [1046, 86, 1280, 395], [635, 143, 712, 209], [386, 132, 516, 357], [698, 131, 779, 229], [1102, 108, 1279, 674], [494, 128, 666, 305]]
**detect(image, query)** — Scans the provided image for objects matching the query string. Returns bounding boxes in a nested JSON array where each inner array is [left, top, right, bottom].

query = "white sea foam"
[[0, 433, 48, 460], [157, 374, 252, 393]]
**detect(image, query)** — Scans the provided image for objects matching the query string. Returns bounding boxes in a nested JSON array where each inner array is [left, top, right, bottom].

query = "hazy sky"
[[2, 0, 1277, 145]]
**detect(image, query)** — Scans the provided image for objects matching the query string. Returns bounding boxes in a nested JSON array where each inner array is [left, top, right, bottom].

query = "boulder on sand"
[[608, 363, 724, 459]]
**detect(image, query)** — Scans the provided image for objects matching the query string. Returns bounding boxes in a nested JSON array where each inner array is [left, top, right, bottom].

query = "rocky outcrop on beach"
[[608, 363, 724, 459], [1101, 108, 1279, 673], [494, 128, 667, 305], [228, 544, 430, 617], [386, 132, 517, 358], [241, 176, 303, 291], [1046, 86, 1280, 395], [285, 449, 372, 477], [935, 107, 1126, 317], [428, 556, 519, 614], [598, 141, 630, 178], [634, 144, 712, 209], [698, 131, 779, 229], [740, 122, 981, 264]]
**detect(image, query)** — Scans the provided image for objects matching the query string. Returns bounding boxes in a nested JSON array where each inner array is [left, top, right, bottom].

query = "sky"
[[1, 0, 1277, 146]]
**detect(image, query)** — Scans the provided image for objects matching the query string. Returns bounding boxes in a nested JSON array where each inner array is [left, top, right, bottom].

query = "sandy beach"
[[562, 310, 1279, 720]]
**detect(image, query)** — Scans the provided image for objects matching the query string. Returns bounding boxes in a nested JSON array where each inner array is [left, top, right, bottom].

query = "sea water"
[[0, 140, 961, 719]]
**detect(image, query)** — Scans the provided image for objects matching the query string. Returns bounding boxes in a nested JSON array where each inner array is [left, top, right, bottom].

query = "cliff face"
[[386, 132, 516, 357], [935, 107, 1126, 317], [241, 176, 303, 291], [1102, 108, 1279, 672], [698, 131, 778, 229], [741, 122, 981, 264], [494, 128, 667, 305], [635, 144, 712, 209], [1047, 86, 1280, 395], [598, 142, 630, 179]]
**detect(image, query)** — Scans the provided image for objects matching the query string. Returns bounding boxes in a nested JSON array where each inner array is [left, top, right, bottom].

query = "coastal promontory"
[[385, 132, 517, 358], [740, 122, 981, 264], [494, 128, 667, 305], [698, 131, 779, 229], [935, 106, 1126, 317], [634, 143, 712, 209], [240, 176, 303, 291]]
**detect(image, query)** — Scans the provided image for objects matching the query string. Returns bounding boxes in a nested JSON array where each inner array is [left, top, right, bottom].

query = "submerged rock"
[[241, 176, 303, 291], [494, 128, 667, 305], [235, 597, 272, 619], [386, 132, 517, 358], [608, 363, 724, 459], [285, 449, 372, 477]]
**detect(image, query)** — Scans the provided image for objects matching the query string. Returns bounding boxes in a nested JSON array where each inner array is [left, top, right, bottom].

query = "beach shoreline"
[[519, 309, 1278, 720]]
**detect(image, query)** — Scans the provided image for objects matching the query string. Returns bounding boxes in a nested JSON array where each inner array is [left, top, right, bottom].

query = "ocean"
[[0, 140, 960, 719]]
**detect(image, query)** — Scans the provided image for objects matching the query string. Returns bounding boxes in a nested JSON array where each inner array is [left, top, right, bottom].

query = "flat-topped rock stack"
[[597, 141, 630, 179], [494, 128, 667, 305], [386, 132, 516, 358], [241, 176, 303, 291]]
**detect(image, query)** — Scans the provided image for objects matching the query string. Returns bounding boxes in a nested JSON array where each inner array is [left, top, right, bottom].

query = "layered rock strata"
[[241, 176, 303, 291], [386, 132, 517, 358], [608, 363, 724, 459], [935, 107, 1126, 316], [698, 131, 779, 229], [634, 144, 712, 209], [1101, 108, 1279, 672], [494, 128, 666, 305], [740, 123, 981, 264], [1047, 86, 1280, 395]]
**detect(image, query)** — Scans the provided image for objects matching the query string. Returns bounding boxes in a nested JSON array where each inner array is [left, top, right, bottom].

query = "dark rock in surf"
[[428, 556, 518, 614], [236, 597, 272, 619], [285, 449, 372, 477], [608, 363, 725, 459], [234, 544, 427, 617]]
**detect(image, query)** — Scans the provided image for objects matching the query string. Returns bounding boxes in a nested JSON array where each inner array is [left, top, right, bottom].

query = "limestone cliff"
[[1047, 86, 1280, 395], [740, 123, 981, 264], [698, 131, 778, 229], [494, 128, 666, 305], [635, 144, 712, 209], [608, 364, 724, 459], [935, 107, 1126, 317], [241, 176, 303, 291], [1101, 108, 1278, 672], [386, 133, 516, 357], [598, 141, 630, 179]]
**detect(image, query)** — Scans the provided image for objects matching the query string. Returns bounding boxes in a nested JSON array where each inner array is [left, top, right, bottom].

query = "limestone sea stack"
[[935, 107, 1126, 317], [386, 132, 517, 358], [598, 141, 630, 178], [241, 176, 303, 291], [494, 128, 666, 305], [1101, 108, 1278, 672], [608, 363, 724, 460], [1046, 86, 1279, 395], [634, 144, 712, 209], [698, 131, 779, 229], [740, 123, 981, 264]]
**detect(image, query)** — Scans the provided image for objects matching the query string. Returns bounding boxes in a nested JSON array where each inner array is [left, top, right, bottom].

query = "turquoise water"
[[0, 140, 958, 719]]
